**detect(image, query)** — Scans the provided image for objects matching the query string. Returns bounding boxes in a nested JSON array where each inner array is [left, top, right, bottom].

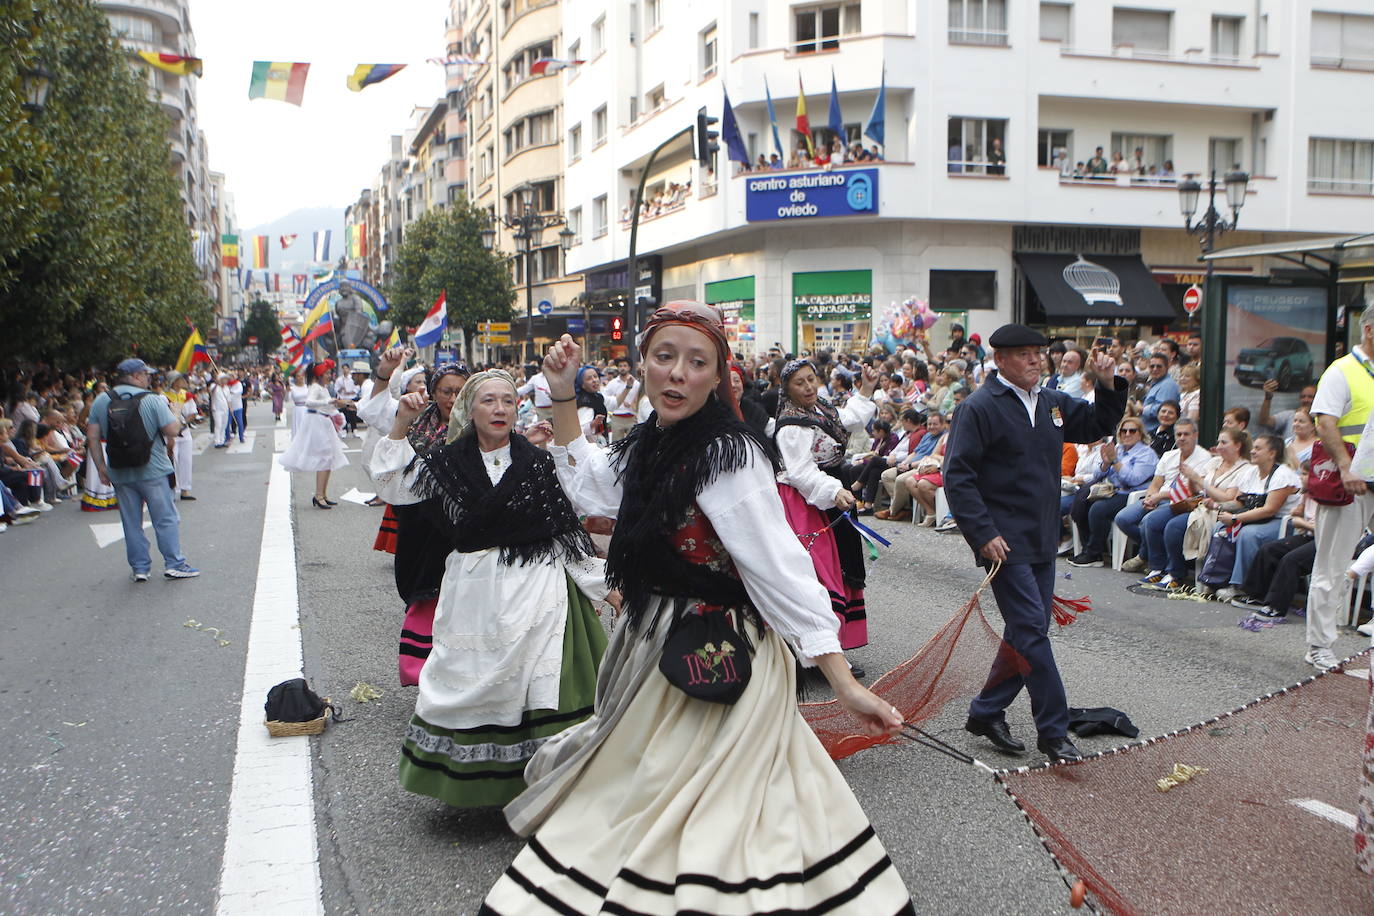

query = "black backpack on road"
[[106, 390, 154, 468]]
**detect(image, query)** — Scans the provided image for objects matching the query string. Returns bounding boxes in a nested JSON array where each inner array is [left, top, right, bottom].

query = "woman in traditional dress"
[[278, 361, 348, 508], [267, 372, 286, 424], [370, 369, 611, 807], [482, 303, 910, 915], [288, 367, 309, 434], [573, 365, 607, 442], [773, 358, 879, 673]]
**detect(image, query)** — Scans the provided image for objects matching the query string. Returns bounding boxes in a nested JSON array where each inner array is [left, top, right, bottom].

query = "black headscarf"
[[407, 363, 469, 455], [775, 359, 848, 446]]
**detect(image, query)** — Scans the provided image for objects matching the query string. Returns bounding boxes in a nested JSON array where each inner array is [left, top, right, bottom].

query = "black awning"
[[1015, 253, 1178, 322]]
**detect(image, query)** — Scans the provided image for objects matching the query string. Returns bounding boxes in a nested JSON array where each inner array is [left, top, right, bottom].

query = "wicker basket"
[[265, 704, 331, 737]]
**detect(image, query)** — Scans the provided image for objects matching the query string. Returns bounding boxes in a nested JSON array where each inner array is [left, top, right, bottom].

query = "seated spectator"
[[1202, 435, 1301, 602], [1056, 347, 1090, 400], [1287, 409, 1318, 465], [1116, 418, 1210, 574], [1139, 428, 1252, 591], [1178, 365, 1201, 420], [849, 417, 900, 514], [1258, 380, 1316, 438], [875, 411, 944, 521], [0, 477, 42, 530], [905, 425, 951, 527], [0, 419, 48, 510], [1150, 401, 1179, 455], [14, 420, 61, 505], [1223, 405, 1250, 432], [1067, 418, 1159, 567], [1232, 474, 1317, 617]]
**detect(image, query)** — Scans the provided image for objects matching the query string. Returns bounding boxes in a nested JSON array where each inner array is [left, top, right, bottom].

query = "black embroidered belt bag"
[[659, 603, 753, 705]]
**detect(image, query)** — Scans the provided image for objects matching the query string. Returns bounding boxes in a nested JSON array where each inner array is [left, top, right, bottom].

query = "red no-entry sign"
[[1182, 285, 1202, 314]]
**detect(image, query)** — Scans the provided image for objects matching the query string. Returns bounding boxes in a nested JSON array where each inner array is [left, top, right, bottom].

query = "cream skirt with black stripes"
[[481, 602, 913, 915]]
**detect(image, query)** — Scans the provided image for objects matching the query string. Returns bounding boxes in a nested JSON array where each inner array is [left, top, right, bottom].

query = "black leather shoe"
[[965, 717, 1026, 754], [1037, 736, 1083, 763]]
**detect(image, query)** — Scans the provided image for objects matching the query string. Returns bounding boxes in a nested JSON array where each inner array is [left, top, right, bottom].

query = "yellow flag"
[[136, 51, 203, 77], [301, 299, 330, 332]]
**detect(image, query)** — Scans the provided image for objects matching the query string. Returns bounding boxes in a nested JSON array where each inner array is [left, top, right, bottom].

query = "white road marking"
[[1289, 798, 1358, 832], [274, 430, 290, 454], [1343, 667, 1370, 680], [337, 487, 375, 505], [226, 432, 257, 455], [191, 432, 214, 456], [90, 519, 152, 549], [215, 461, 322, 915]]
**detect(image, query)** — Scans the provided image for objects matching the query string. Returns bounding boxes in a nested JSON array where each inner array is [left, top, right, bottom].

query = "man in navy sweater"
[[943, 324, 1126, 762]]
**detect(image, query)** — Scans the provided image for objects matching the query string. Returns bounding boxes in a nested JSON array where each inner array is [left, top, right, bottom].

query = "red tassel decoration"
[[1052, 594, 1092, 626]]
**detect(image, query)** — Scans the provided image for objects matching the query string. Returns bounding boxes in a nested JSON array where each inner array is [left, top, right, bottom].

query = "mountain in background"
[[242, 206, 346, 274]]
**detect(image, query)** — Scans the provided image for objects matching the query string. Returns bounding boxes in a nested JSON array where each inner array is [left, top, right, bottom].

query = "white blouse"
[[550, 436, 843, 665], [304, 383, 337, 415], [774, 393, 876, 509]]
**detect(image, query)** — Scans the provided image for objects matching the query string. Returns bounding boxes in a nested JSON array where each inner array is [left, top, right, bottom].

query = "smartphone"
[[1093, 336, 1112, 349]]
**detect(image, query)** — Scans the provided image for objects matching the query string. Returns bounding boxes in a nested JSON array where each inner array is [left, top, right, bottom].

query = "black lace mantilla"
[[604, 395, 779, 634], [412, 432, 594, 566]]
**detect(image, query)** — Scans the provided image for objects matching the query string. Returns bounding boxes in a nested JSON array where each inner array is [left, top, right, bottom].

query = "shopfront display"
[[792, 269, 872, 355], [1223, 279, 1331, 420], [705, 276, 757, 360]]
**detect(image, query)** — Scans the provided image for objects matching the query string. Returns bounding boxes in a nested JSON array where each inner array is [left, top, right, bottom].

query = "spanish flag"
[[175, 328, 211, 374], [137, 52, 203, 77], [796, 75, 814, 157], [248, 61, 310, 106]]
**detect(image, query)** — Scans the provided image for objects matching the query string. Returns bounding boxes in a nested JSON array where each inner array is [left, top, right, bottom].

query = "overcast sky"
[[190, 0, 450, 228]]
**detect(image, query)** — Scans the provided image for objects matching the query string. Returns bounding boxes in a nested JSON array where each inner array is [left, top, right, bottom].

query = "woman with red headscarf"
[[482, 302, 912, 915], [277, 360, 348, 507]]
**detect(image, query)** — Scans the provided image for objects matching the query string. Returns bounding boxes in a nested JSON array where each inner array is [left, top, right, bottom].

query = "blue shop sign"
[[745, 168, 879, 222]]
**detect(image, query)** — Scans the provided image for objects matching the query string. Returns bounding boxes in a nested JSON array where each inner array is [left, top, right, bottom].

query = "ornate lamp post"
[[1178, 168, 1249, 443], [480, 205, 575, 362]]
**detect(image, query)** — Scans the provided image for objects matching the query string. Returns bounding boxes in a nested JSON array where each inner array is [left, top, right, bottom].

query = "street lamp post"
[[1178, 168, 1249, 444], [480, 206, 575, 363]]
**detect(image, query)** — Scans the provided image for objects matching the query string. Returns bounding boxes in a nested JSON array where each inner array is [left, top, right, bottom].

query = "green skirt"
[[398, 573, 607, 808]]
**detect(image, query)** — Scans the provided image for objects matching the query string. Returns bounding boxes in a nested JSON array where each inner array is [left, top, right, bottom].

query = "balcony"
[[96, 0, 184, 34], [158, 89, 183, 117]]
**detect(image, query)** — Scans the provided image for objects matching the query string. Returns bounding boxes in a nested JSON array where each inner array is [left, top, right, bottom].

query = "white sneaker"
[[31, 501, 53, 512], [1214, 586, 1241, 603], [1121, 556, 1147, 573], [13, 505, 39, 517], [1304, 646, 1340, 672], [0, 522, 7, 533], [1357, 621, 1373, 637]]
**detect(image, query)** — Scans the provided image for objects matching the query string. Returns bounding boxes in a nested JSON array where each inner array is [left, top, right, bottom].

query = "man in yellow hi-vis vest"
[[1305, 308, 1374, 671]]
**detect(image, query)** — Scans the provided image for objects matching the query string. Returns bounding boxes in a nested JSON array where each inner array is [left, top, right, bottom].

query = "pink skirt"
[[398, 597, 437, 687], [777, 483, 868, 650]]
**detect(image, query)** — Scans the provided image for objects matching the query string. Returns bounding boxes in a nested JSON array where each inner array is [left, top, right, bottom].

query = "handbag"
[[1197, 530, 1238, 587], [658, 605, 752, 705], [1170, 494, 1202, 516], [1087, 481, 1117, 501], [1238, 468, 1277, 511], [1308, 440, 1356, 506]]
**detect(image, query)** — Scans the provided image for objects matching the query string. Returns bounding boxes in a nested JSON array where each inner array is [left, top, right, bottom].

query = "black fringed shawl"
[[412, 432, 594, 566], [604, 395, 780, 634]]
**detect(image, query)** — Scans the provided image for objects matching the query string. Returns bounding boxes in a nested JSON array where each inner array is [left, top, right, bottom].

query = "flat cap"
[[988, 323, 1049, 349]]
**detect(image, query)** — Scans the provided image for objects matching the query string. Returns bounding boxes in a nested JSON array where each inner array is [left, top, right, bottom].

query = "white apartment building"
[[98, 0, 221, 305], [560, 0, 1374, 359]]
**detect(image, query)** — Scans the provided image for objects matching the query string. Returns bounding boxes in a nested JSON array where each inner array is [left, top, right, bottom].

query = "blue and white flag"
[[313, 230, 331, 262]]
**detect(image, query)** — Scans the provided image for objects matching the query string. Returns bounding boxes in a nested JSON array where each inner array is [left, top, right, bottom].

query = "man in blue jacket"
[[943, 324, 1126, 762]]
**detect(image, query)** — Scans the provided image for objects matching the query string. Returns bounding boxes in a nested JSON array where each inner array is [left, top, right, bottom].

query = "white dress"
[[277, 383, 348, 472], [288, 383, 309, 435]]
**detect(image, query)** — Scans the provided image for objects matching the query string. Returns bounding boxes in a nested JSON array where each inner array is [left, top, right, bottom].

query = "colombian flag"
[[248, 61, 310, 106], [252, 235, 269, 269], [174, 328, 211, 374], [301, 298, 331, 333], [302, 312, 334, 345], [347, 64, 406, 92], [137, 52, 203, 76]]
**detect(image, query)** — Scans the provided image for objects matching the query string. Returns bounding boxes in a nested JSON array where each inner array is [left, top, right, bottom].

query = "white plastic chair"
[[1111, 490, 1146, 570]]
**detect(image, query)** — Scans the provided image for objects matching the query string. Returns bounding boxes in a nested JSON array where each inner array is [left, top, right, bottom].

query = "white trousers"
[[212, 407, 228, 443], [1306, 492, 1374, 649], [173, 428, 193, 493]]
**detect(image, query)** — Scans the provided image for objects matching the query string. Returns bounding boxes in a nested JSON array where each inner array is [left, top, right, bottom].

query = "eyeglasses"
[[1119, 427, 1142, 435]]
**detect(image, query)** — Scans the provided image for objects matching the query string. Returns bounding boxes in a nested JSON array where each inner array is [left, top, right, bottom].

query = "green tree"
[[240, 298, 282, 352], [386, 199, 514, 350], [0, 0, 211, 368]]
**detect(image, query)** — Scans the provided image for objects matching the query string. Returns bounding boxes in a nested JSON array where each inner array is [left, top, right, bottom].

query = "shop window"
[[947, 117, 1007, 174], [1040, 3, 1071, 43], [1308, 137, 1374, 194], [1038, 128, 1071, 168], [949, 0, 1008, 46], [1113, 7, 1171, 55], [1311, 12, 1374, 70], [930, 270, 997, 311], [793, 2, 860, 54]]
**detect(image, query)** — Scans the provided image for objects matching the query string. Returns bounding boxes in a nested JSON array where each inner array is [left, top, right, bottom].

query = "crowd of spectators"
[[736, 138, 885, 175]]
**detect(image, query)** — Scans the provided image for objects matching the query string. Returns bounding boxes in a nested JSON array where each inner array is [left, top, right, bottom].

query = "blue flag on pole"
[[721, 88, 750, 165], [864, 66, 886, 146], [828, 70, 844, 141], [764, 76, 784, 159]]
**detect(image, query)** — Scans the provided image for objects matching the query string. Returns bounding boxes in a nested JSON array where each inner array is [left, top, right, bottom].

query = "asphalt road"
[[2, 401, 1369, 915]]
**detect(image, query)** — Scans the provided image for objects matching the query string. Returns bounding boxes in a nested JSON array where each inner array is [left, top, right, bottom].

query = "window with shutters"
[[949, 0, 1008, 46], [1112, 7, 1171, 55], [1308, 138, 1374, 194], [1311, 12, 1374, 70], [1040, 3, 1071, 43]]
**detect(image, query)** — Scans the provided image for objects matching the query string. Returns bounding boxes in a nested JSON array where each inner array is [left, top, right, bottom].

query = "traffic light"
[[611, 315, 624, 341], [695, 106, 719, 164]]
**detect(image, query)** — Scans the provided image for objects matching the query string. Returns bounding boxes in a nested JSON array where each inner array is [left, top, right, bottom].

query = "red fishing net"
[[998, 651, 1373, 916]]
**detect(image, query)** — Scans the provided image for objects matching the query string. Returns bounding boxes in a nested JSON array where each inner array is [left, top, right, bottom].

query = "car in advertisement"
[[1233, 336, 1315, 391]]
